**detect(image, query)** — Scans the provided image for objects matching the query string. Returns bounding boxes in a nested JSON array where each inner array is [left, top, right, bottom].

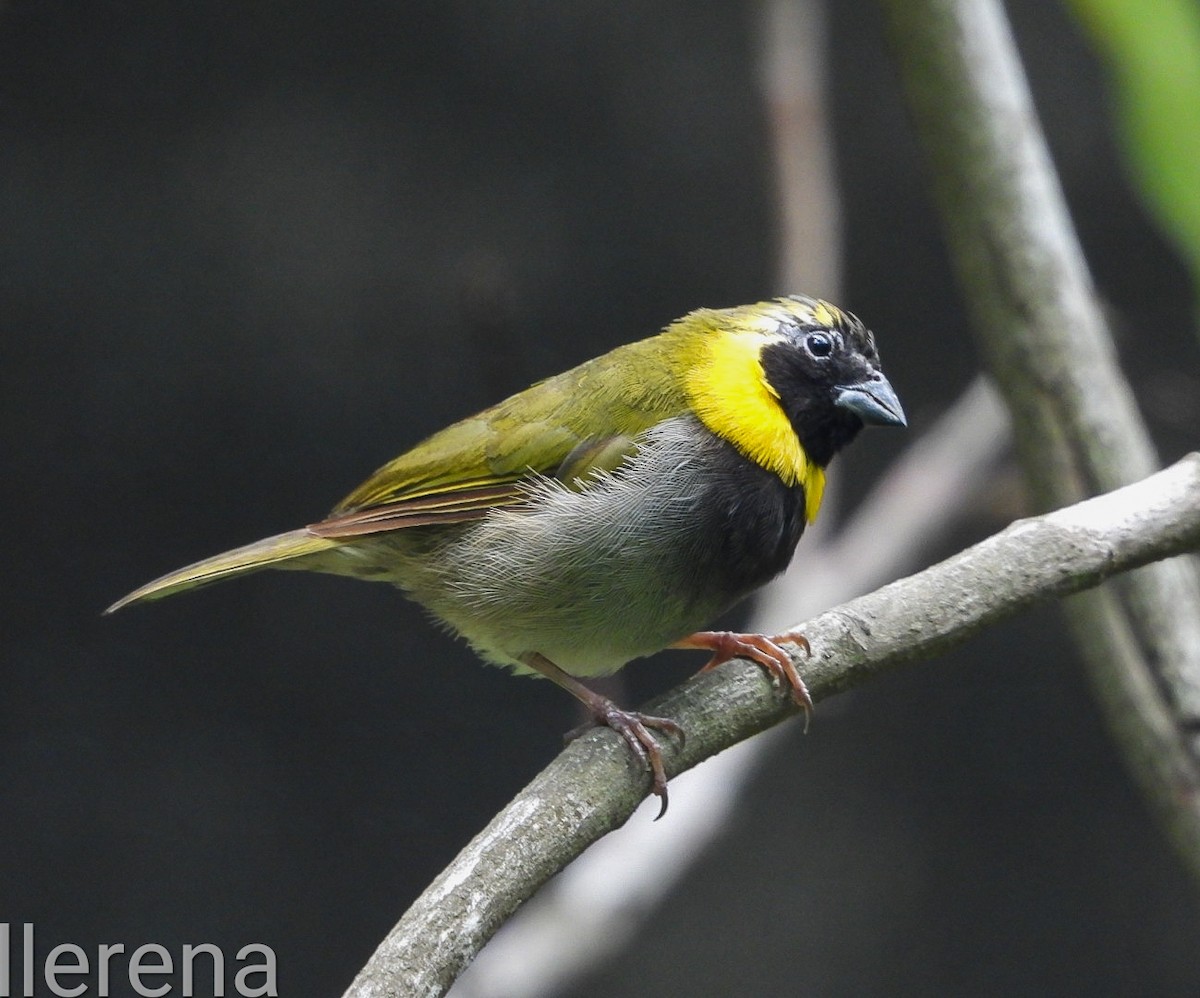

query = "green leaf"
[[1066, 0, 1200, 314]]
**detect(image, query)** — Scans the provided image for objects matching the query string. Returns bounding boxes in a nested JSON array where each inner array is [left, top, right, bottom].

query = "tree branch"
[[344, 454, 1200, 998], [879, 0, 1200, 876]]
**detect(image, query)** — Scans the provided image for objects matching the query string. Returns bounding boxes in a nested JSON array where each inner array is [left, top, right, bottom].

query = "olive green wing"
[[309, 333, 689, 538]]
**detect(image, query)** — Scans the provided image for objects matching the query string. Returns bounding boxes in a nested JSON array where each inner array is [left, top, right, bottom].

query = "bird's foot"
[[566, 702, 684, 820], [675, 629, 813, 726], [519, 652, 684, 819]]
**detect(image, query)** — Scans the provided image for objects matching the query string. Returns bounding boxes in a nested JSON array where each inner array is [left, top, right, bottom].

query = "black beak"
[[834, 372, 906, 427]]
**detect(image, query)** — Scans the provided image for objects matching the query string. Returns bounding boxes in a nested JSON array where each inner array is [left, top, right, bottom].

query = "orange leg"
[[674, 630, 813, 724], [520, 652, 684, 820]]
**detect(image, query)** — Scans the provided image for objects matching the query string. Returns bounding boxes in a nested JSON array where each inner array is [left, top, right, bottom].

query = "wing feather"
[[326, 332, 691, 526], [309, 483, 526, 537]]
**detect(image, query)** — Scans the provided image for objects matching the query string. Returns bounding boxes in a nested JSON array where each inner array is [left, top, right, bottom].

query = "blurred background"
[[3, 1, 1200, 995]]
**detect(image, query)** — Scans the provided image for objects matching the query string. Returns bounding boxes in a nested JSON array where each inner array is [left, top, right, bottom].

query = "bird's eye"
[[806, 331, 833, 358]]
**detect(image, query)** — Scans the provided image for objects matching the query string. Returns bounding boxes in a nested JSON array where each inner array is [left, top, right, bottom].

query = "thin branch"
[[880, 0, 1200, 876], [764, 0, 841, 298], [344, 454, 1200, 998]]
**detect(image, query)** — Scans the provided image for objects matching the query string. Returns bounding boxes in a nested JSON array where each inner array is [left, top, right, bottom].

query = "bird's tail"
[[105, 528, 342, 613]]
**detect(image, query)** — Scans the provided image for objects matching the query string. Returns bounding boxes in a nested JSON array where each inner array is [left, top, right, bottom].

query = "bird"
[[107, 295, 905, 816]]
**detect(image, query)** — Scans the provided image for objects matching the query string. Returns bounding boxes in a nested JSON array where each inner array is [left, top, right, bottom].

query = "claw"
[[675, 629, 813, 728], [569, 706, 684, 819]]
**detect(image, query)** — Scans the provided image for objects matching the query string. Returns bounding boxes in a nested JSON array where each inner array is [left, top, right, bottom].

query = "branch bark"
[[344, 454, 1200, 998], [879, 0, 1200, 875]]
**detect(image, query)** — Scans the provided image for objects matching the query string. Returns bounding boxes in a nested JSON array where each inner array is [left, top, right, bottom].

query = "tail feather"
[[105, 529, 342, 614]]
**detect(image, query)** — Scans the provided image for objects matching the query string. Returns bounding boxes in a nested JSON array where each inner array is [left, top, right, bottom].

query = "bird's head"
[[678, 295, 905, 521]]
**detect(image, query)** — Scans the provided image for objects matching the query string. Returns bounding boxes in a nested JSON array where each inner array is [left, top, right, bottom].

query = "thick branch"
[[344, 454, 1200, 998], [880, 0, 1200, 874]]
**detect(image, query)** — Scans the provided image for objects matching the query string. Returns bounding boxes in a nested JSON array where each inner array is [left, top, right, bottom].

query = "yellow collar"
[[684, 328, 825, 523]]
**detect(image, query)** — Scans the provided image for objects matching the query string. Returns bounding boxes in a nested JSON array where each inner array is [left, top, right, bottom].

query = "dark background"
[[4, 2, 1200, 995]]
